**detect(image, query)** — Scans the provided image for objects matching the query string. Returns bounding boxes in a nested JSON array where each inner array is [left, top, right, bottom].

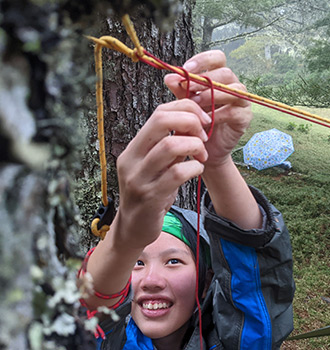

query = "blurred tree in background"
[[193, 0, 330, 107]]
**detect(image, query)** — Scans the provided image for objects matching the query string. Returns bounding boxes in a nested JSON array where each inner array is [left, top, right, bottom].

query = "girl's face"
[[131, 231, 196, 340]]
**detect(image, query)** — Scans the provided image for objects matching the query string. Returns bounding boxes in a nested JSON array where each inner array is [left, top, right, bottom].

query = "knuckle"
[[171, 164, 185, 181], [213, 50, 226, 65], [125, 176, 147, 200], [220, 67, 235, 82], [154, 104, 165, 113], [150, 110, 170, 130], [237, 82, 247, 92], [182, 98, 201, 115], [207, 49, 225, 59], [161, 136, 175, 153], [182, 97, 196, 107], [116, 153, 126, 173], [154, 111, 168, 126]]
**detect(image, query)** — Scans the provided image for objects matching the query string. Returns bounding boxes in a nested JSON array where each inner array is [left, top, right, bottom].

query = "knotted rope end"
[[91, 218, 109, 240]]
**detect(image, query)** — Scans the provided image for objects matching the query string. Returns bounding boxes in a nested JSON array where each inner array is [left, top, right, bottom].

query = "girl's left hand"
[[164, 50, 252, 169]]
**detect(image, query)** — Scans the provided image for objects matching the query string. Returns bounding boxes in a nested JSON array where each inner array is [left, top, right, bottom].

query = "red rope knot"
[[132, 47, 144, 62]]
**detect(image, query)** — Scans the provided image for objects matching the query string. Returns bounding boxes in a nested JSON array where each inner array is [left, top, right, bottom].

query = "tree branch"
[[206, 16, 281, 48]]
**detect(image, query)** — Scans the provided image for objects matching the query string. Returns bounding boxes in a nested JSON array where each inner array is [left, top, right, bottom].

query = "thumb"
[[164, 73, 187, 99]]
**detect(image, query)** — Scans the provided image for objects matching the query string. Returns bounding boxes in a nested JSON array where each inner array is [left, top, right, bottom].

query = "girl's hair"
[[169, 208, 209, 300]]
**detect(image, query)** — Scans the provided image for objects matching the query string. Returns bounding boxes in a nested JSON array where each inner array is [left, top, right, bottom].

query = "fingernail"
[[183, 60, 197, 72], [180, 80, 188, 90], [201, 129, 209, 142], [190, 94, 201, 103], [202, 111, 212, 124]]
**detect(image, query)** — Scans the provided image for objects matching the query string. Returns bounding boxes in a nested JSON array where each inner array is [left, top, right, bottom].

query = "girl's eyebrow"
[[159, 248, 191, 257], [140, 248, 191, 258]]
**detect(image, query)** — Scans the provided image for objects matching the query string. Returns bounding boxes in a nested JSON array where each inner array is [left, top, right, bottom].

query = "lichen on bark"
[[0, 0, 102, 348], [0, 0, 195, 349]]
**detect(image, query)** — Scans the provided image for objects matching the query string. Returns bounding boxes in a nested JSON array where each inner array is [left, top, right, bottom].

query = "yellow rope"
[[91, 218, 109, 240], [87, 33, 330, 126], [122, 14, 144, 57], [94, 43, 108, 207]]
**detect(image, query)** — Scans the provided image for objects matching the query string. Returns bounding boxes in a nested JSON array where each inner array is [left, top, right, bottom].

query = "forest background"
[[0, 0, 329, 349]]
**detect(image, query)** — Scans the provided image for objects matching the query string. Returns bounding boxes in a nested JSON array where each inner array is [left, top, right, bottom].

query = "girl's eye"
[[135, 260, 144, 267], [167, 258, 180, 265]]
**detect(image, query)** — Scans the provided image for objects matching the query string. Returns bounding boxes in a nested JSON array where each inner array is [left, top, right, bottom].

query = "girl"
[[79, 50, 295, 349]]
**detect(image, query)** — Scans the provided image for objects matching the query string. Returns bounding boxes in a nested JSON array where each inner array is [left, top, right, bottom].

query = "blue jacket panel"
[[203, 186, 295, 349]]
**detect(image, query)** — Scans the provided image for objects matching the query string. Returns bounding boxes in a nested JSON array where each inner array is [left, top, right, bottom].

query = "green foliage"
[[297, 123, 311, 134], [219, 1, 330, 109], [195, 0, 279, 27], [287, 122, 297, 131], [242, 71, 330, 108], [305, 40, 330, 73], [304, 10, 330, 73], [230, 35, 272, 75]]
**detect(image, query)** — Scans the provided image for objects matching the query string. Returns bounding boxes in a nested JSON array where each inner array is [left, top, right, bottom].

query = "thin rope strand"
[[122, 14, 144, 57], [195, 74, 216, 350], [196, 176, 203, 350], [94, 43, 108, 207], [141, 50, 330, 128]]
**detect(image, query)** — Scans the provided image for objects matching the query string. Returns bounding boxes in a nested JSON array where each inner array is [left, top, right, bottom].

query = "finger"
[[165, 51, 228, 98], [156, 160, 205, 197], [183, 50, 226, 74], [140, 135, 208, 180], [133, 100, 212, 151], [190, 83, 250, 108], [119, 109, 210, 172], [180, 67, 240, 93], [155, 99, 211, 124], [164, 73, 187, 99], [142, 110, 209, 148], [212, 104, 253, 131]]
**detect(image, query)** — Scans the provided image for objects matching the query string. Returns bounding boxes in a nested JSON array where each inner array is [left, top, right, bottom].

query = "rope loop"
[[91, 218, 109, 240]]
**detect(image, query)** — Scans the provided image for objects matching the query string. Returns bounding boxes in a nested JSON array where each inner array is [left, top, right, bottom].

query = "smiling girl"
[[79, 50, 295, 350]]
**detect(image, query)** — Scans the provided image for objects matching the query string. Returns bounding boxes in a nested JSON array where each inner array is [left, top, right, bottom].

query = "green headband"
[[162, 211, 190, 247]]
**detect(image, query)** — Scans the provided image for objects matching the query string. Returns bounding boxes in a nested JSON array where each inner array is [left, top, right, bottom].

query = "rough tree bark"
[[77, 1, 198, 244], [0, 0, 196, 349]]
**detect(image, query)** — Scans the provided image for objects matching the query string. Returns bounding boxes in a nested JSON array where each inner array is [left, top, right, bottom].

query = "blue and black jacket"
[[97, 186, 295, 349]]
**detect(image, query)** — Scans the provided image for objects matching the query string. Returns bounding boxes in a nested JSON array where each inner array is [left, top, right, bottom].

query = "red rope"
[[180, 67, 191, 98], [196, 176, 203, 350], [201, 75, 215, 138], [78, 248, 132, 339], [139, 49, 219, 349], [139, 50, 330, 129]]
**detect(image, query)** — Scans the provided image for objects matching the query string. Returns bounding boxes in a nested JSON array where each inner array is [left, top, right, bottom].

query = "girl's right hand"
[[115, 98, 211, 249]]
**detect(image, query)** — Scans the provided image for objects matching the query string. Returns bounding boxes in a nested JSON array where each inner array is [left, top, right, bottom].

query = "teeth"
[[142, 302, 169, 310]]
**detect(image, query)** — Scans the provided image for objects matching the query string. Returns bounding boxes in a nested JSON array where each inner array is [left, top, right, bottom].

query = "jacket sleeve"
[[202, 186, 295, 350]]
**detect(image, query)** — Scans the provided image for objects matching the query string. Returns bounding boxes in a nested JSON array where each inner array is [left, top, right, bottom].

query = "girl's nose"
[[140, 265, 167, 291]]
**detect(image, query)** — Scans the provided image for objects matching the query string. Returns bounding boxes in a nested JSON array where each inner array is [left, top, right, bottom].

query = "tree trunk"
[[0, 0, 195, 349], [78, 0, 197, 233], [201, 17, 215, 51]]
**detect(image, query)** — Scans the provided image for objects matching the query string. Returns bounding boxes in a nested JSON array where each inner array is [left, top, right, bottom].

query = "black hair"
[[169, 208, 209, 301]]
